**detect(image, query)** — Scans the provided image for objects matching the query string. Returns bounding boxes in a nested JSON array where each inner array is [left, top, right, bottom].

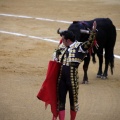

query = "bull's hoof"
[[97, 71, 103, 78], [101, 75, 107, 79], [97, 74, 107, 79], [97, 74, 103, 78], [81, 81, 89, 84]]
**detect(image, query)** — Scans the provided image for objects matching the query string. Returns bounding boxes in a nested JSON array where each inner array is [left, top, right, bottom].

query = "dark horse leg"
[[82, 54, 90, 84]]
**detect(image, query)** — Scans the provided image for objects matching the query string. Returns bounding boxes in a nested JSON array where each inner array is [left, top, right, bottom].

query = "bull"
[[58, 18, 116, 84]]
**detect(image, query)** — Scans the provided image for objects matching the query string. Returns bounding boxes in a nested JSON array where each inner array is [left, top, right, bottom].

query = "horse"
[[59, 18, 117, 84]]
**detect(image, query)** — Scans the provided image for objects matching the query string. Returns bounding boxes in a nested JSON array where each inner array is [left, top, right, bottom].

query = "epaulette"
[[74, 41, 82, 48], [59, 43, 66, 49]]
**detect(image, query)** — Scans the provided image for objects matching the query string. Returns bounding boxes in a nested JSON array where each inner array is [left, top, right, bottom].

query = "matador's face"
[[61, 36, 69, 47]]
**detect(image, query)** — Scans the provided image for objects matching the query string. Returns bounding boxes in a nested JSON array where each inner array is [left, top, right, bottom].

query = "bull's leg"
[[91, 52, 96, 64], [97, 52, 103, 78], [101, 52, 109, 79], [82, 54, 90, 84], [102, 61, 108, 79]]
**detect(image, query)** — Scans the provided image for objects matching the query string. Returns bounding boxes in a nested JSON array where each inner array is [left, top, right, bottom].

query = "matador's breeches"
[[57, 65, 79, 112]]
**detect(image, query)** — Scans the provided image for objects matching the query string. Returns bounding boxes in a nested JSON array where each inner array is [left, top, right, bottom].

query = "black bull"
[[67, 18, 116, 83]]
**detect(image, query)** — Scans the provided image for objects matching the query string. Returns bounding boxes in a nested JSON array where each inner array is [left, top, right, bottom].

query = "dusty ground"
[[0, 0, 120, 120]]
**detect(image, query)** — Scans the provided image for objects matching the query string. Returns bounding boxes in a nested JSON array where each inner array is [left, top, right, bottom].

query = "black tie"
[[66, 46, 69, 58]]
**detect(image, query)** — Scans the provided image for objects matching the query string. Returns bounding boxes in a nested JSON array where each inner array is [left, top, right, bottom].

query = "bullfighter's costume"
[[37, 29, 96, 120]]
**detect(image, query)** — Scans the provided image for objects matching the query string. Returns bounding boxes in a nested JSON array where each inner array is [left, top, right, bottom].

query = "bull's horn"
[[57, 28, 65, 34], [80, 29, 90, 34]]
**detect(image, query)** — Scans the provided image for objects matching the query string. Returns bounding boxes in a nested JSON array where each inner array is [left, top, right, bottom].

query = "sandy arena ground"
[[0, 0, 120, 120]]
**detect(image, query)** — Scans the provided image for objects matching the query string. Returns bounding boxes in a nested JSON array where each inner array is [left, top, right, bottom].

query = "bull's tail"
[[108, 22, 116, 75]]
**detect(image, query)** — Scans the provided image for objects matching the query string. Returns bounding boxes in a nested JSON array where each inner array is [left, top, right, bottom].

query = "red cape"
[[37, 61, 61, 119]]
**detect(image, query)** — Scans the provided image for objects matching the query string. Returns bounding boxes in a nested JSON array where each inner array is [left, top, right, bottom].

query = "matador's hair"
[[61, 30, 75, 42]]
